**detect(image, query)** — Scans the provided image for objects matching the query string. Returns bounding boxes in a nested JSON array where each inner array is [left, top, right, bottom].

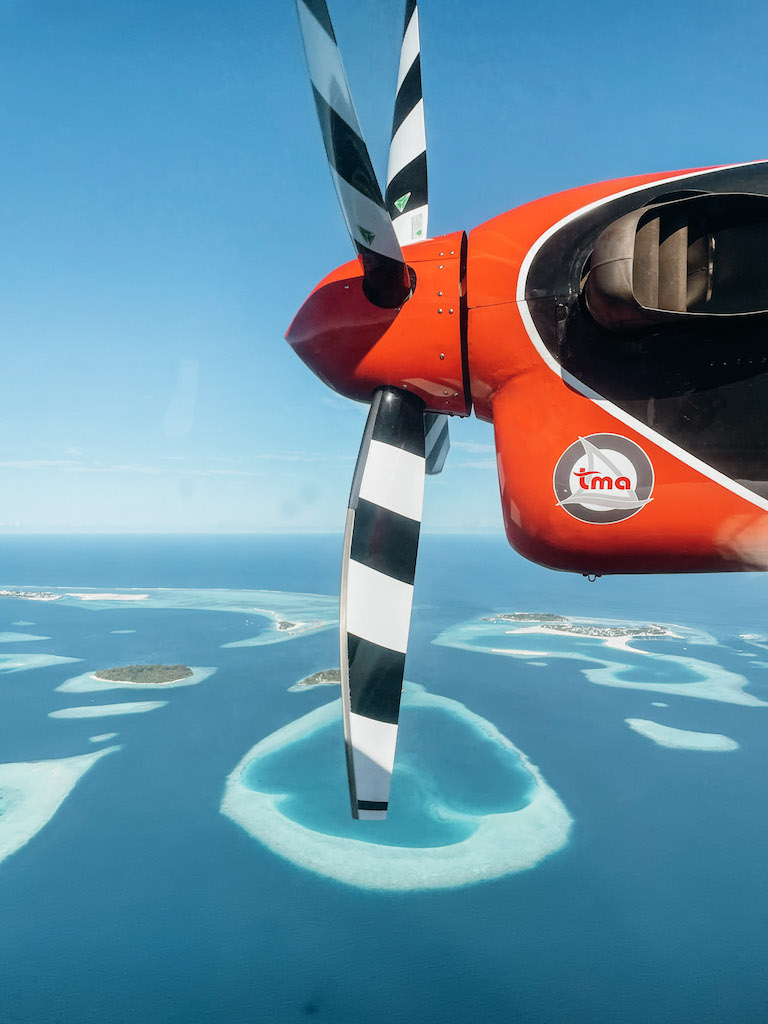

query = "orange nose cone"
[[285, 231, 470, 415]]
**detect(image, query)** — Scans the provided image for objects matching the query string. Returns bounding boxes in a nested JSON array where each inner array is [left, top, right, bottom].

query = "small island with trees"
[[93, 664, 192, 685], [295, 668, 341, 688]]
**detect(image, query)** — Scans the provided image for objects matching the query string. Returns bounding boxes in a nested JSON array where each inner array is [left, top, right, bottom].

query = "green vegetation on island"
[[93, 664, 192, 684], [0, 589, 62, 602], [296, 668, 341, 687], [482, 612, 669, 639], [483, 612, 568, 623]]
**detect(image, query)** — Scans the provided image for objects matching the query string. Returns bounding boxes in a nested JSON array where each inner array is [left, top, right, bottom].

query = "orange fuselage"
[[287, 162, 768, 574]]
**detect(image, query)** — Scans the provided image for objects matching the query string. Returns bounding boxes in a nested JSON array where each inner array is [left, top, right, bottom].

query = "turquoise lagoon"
[[0, 534, 768, 1023]]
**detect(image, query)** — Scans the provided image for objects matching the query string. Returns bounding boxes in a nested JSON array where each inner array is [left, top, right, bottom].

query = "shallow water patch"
[[222, 684, 571, 891]]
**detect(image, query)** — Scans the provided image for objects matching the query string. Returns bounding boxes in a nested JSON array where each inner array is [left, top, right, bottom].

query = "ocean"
[[1, 533, 767, 1023]]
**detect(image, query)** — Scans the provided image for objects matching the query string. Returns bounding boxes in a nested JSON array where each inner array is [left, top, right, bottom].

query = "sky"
[[1, 0, 767, 532]]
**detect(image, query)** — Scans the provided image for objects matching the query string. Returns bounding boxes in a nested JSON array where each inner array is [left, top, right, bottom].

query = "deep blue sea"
[[1, 534, 768, 1023]]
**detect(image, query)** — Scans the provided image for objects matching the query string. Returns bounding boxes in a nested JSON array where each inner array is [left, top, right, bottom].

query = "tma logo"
[[572, 467, 632, 491], [553, 434, 654, 524]]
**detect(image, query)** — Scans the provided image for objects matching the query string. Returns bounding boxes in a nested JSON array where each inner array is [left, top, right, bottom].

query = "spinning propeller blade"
[[341, 387, 426, 819], [295, 0, 411, 307], [424, 411, 450, 475], [386, 0, 451, 474], [386, 0, 428, 245], [293, 0, 453, 816]]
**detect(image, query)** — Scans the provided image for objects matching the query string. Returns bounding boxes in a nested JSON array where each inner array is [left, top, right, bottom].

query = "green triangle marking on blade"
[[358, 226, 375, 245], [394, 192, 411, 213]]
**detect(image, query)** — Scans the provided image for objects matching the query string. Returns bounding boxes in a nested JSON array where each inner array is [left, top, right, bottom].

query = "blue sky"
[[1, 0, 767, 532]]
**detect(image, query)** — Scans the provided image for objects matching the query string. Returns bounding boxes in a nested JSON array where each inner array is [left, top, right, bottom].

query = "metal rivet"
[[437, 291, 443, 296], [453, 392, 458, 398], [450, 250, 455, 255], [448, 308, 454, 314], [437, 308, 443, 314], [443, 390, 449, 396], [438, 264, 443, 269], [439, 353, 445, 360], [439, 252, 444, 256]]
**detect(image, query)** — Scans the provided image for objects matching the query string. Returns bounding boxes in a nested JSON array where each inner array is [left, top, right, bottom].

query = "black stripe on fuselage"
[[386, 153, 427, 218], [351, 498, 420, 584], [310, 86, 383, 205], [370, 387, 425, 456], [347, 634, 406, 724], [391, 55, 422, 138]]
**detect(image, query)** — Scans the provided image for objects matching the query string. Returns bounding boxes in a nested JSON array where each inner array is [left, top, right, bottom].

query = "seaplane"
[[286, 0, 768, 818]]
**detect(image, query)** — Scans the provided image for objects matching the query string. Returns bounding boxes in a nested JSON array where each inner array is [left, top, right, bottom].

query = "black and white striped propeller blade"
[[295, 0, 411, 308], [385, 0, 451, 476], [424, 411, 450, 475], [341, 387, 426, 819], [385, 0, 428, 246]]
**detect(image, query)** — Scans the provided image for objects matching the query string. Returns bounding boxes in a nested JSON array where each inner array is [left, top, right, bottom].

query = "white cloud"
[[451, 441, 496, 454], [452, 460, 497, 471]]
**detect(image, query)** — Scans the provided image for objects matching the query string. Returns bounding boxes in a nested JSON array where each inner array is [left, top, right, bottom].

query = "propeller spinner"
[[290, 0, 460, 818]]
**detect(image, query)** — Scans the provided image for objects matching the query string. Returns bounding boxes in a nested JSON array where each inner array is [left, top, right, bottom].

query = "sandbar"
[[625, 718, 739, 751], [89, 733, 118, 743], [0, 632, 49, 644], [0, 746, 119, 866], [223, 616, 328, 648], [0, 585, 336, 646], [0, 653, 81, 674], [57, 665, 216, 694], [435, 617, 766, 707], [222, 683, 572, 892], [49, 701, 168, 719]]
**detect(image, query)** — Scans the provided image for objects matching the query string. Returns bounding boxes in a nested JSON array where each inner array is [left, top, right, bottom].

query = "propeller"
[[340, 386, 425, 818], [385, 0, 429, 246], [295, 0, 451, 817], [295, 0, 410, 308]]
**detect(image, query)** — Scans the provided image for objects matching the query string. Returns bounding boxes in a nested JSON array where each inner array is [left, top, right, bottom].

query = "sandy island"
[[434, 615, 766, 707], [288, 668, 341, 691], [49, 701, 168, 719], [625, 718, 740, 751], [57, 666, 216, 694], [223, 614, 328, 648]]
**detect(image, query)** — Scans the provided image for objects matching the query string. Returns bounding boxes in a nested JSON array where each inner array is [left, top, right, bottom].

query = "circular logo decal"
[[553, 434, 654, 524]]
